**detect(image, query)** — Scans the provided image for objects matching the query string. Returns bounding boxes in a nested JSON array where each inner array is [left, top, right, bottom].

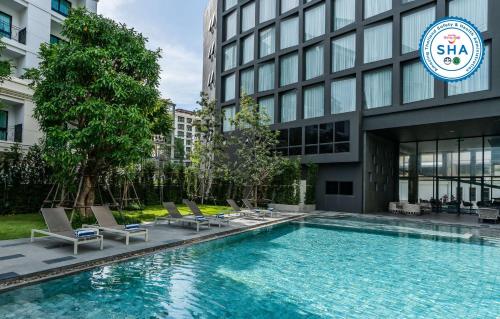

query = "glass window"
[[280, 16, 299, 49], [403, 60, 434, 104], [449, 0, 488, 32], [320, 123, 333, 143], [222, 106, 236, 132], [331, 77, 356, 114], [224, 0, 238, 11], [438, 139, 459, 177], [281, 91, 297, 122], [259, 96, 275, 124], [241, 2, 256, 32], [364, 0, 392, 19], [305, 125, 319, 145], [224, 11, 237, 41], [241, 34, 255, 64], [448, 44, 490, 96], [333, 0, 356, 30], [259, 26, 276, 58], [240, 68, 255, 95], [281, 0, 299, 13], [332, 33, 356, 72], [258, 62, 275, 92], [0, 110, 7, 141], [402, 6, 435, 54], [223, 43, 237, 71], [305, 44, 324, 80], [260, 0, 276, 23], [460, 137, 483, 177], [304, 3, 325, 41], [280, 53, 298, 86], [289, 127, 302, 145], [364, 67, 392, 109], [303, 85, 324, 119], [0, 13, 12, 38], [335, 121, 350, 142], [52, 0, 72, 16], [223, 73, 236, 102], [326, 181, 353, 195], [364, 22, 392, 63], [485, 136, 500, 176]]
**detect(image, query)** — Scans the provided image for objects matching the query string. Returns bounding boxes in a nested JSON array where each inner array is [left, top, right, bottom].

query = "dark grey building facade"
[[203, 0, 500, 213]]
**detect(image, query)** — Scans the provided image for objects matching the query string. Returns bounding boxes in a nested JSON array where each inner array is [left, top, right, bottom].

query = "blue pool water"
[[0, 219, 499, 318]]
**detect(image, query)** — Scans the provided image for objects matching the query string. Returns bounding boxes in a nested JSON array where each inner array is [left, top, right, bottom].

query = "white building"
[[0, 0, 97, 151], [174, 108, 200, 161]]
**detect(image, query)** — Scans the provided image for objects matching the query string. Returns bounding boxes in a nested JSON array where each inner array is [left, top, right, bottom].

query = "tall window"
[[280, 53, 298, 86], [224, 0, 238, 11], [333, 0, 356, 30], [259, 96, 275, 124], [51, 0, 72, 16], [0, 110, 7, 141], [242, 34, 254, 64], [259, 26, 276, 58], [304, 3, 325, 41], [281, 0, 299, 13], [448, 44, 490, 96], [0, 12, 12, 39], [364, 68, 392, 109], [332, 33, 356, 72], [240, 68, 255, 95], [223, 43, 237, 71], [305, 44, 324, 80], [224, 11, 237, 41], [260, 0, 276, 23], [402, 6, 435, 54], [222, 106, 236, 132], [364, 22, 392, 63], [304, 85, 325, 119], [364, 0, 392, 19], [241, 2, 256, 32], [280, 16, 299, 49], [332, 77, 356, 114], [223, 73, 236, 102], [258, 62, 275, 92], [403, 60, 434, 104], [449, 0, 488, 32], [281, 91, 297, 122]]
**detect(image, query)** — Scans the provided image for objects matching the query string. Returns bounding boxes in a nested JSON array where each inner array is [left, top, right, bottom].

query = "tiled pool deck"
[[0, 213, 304, 291], [1, 210, 499, 292]]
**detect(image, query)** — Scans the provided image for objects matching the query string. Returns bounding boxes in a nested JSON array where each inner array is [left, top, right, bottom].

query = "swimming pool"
[[0, 217, 499, 318]]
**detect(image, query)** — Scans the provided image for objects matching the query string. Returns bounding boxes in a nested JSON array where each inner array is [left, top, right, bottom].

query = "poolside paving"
[[0, 213, 304, 291]]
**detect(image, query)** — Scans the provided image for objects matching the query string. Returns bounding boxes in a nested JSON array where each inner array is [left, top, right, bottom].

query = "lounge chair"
[[388, 202, 400, 214], [31, 208, 104, 255], [84, 206, 148, 245], [155, 202, 210, 232], [242, 198, 280, 217], [182, 199, 240, 227], [477, 208, 499, 223], [226, 199, 265, 219], [402, 203, 421, 215]]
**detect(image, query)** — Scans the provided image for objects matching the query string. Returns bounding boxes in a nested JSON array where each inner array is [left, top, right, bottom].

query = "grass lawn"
[[0, 204, 231, 241]]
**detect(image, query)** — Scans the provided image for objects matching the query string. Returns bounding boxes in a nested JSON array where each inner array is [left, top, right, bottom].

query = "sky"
[[98, 0, 207, 111]]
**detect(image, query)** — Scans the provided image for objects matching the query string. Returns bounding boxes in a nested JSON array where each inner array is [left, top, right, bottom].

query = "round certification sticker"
[[419, 17, 485, 82]]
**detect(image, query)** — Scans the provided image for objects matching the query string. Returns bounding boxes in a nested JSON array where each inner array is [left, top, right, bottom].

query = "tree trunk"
[[75, 175, 97, 217]]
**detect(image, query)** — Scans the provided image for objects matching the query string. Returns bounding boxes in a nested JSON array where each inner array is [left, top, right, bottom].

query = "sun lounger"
[[83, 206, 148, 245], [183, 199, 240, 227], [31, 208, 104, 255], [242, 198, 280, 217], [155, 202, 210, 232], [226, 199, 265, 219], [477, 208, 499, 223]]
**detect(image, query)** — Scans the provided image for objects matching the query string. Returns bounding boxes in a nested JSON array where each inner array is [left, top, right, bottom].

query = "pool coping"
[[0, 214, 305, 293]]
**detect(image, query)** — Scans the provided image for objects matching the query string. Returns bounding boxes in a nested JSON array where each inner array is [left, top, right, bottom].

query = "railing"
[[0, 124, 23, 143], [0, 20, 27, 45]]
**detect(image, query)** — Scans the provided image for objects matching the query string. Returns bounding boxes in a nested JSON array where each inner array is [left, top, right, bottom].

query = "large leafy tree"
[[24, 9, 166, 209], [0, 41, 10, 81], [226, 95, 283, 205]]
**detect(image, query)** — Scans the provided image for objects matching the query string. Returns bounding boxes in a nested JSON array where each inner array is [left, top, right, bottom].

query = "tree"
[[189, 92, 226, 203], [0, 41, 10, 82], [24, 9, 167, 211], [225, 95, 283, 205], [174, 138, 185, 162]]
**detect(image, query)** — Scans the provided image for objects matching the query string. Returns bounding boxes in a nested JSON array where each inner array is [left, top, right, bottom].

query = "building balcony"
[[0, 23, 27, 57]]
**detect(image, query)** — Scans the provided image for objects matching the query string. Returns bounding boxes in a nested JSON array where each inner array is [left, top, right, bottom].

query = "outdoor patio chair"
[[31, 207, 104, 255], [402, 203, 421, 215], [477, 208, 499, 223], [182, 199, 240, 227], [155, 202, 210, 232], [83, 206, 148, 245], [388, 202, 400, 214], [226, 199, 265, 219], [242, 198, 280, 218]]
